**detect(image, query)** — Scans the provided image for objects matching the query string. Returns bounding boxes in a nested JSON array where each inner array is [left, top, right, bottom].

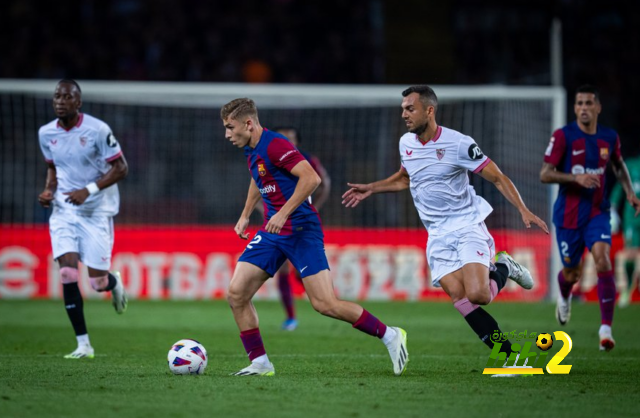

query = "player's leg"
[[49, 210, 93, 359], [302, 270, 408, 375], [79, 215, 126, 314], [554, 226, 585, 325], [275, 262, 297, 330], [585, 214, 616, 351], [229, 232, 286, 376], [441, 270, 513, 357], [57, 252, 94, 359]]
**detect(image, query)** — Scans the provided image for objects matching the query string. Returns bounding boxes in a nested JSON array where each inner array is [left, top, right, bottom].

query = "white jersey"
[[399, 125, 493, 236], [38, 113, 123, 216]]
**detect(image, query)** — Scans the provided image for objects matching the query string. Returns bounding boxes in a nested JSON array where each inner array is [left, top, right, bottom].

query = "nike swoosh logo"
[[300, 266, 308, 273], [601, 235, 611, 239], [601, 298, 613, 303], [572, 150, 585, 155]]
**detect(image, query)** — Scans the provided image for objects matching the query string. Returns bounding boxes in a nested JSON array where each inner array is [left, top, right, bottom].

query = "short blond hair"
[[220, 98, 258, 121]]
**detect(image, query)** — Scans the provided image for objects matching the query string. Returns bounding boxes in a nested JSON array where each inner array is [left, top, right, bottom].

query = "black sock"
[[101, 273, 117, 292], [490, 263, 509, 291], [63, 283, 87, 336], [463, 307, 512, 355]]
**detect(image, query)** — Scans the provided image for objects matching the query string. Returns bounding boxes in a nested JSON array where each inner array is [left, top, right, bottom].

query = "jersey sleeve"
[[457, 135, 490, 173], [38, 127, 53, 163], [543, 129, 566, 167], [266, 138, 306, 172], [96, 123, 123, 162]]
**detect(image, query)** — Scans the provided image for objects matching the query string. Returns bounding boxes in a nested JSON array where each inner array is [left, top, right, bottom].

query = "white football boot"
[[231, 362, 276, 376], [556, 294, 572, 326], [110, 271, 128, 314], [496, 251, 534, 290], [599, 325, 615, 352], [386, 327, 408, 376], [64, 344, 95, 359]]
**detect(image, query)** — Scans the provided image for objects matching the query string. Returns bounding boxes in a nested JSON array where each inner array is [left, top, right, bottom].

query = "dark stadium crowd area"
[[3, 0, 638, 155], [4, 0, 379, 83]]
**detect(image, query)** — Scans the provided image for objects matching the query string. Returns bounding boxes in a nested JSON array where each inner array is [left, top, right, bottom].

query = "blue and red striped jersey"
[[245, 128, 321, 234], [544, 121, 622, 229]]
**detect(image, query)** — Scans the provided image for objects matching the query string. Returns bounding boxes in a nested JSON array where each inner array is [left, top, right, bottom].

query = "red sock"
[[240, 328, 266, 361], [352, 309, 387, 338], [597, 271, 616, 326]]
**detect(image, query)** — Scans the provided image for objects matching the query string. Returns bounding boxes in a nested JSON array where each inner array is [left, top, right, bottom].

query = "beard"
[[408, 122, 428, 136]]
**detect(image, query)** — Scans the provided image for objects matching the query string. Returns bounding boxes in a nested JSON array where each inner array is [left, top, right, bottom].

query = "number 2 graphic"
[[246, 235, 262, 249], [546, 331, 573, 374]]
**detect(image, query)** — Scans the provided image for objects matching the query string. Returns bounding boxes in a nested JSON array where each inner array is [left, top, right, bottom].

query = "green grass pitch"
[[1, 299, 638, 418]]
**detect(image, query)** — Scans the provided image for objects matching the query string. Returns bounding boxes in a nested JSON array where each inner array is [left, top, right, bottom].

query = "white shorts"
[[427, 222, 495, 287], [49, 207, 114, 270]]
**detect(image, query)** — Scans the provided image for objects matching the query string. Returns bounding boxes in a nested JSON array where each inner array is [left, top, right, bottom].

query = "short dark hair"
[[575, 84, 600, 102], [272, 126, 301, 143], [57, 79, 82, 94], [402, 85, 438, 111]]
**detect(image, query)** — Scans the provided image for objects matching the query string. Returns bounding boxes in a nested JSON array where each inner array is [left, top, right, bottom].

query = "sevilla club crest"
[[436, 149, 446, 160], [258, 163, 266, 176], [79, 136, 87, 147]]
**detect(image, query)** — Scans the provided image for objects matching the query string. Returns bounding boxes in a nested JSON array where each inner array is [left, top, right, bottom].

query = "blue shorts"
[[238, 223, 330, 278], [555, 212, 612, 268]]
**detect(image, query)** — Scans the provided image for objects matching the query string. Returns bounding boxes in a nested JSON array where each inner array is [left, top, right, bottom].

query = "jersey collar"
[[56, 113, 84, 131]]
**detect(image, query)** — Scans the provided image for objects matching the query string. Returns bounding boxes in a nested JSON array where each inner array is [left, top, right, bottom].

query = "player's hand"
[[265, 211, 288, 234], [234, 216, 251, 240], [63, 189, 90, 206], [520, 209, 549, 234], [38, 189, 54, 208], [574, 173, 600, 189], [628, 194, 640, 217], [342, 183, 373, 208]]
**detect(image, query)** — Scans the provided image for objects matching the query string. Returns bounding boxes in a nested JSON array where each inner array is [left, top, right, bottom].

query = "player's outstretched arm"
[[265, 160, 320, 234], [480, 161, 549, 234], [342, 168, 410, 208], [235, 178, 262, 239], [540, 162, 600, 188], [611, 157, 640, 217], [38, 162, 57, 208], [63, 156, 129, 206]]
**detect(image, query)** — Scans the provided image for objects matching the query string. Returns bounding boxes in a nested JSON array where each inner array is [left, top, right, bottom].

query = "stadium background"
[[1, 0, 638, 303]]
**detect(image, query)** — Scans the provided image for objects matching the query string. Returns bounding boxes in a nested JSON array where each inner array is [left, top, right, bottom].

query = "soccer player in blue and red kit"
[[221, 98, 408, 376], [541, 85, 640, 351]]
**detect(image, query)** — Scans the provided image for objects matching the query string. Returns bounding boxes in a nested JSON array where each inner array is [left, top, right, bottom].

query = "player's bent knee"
[[309, 299, 338, 318], [60, 267, 79, 284], [467, 291, 491, 306], [226, 287, 250, 308]]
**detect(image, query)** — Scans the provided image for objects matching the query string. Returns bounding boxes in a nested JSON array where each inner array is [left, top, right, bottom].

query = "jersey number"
[[247, 235, 262, 249]]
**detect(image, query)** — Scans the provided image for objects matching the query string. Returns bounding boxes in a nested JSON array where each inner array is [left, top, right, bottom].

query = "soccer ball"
[[536, 333, 553, 351], [167, 339, 208, 375]]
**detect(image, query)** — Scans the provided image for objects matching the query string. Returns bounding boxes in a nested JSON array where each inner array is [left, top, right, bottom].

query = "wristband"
[[85, 182, 100, 195]]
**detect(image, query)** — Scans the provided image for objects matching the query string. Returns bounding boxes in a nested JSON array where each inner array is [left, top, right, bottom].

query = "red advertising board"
[[1, 224, 553, 301]]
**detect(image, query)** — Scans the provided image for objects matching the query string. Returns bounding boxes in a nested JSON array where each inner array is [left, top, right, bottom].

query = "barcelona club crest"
[[600, 147, 609, 159], [258, 163, 266, 176], [436, 149, 446, 160]]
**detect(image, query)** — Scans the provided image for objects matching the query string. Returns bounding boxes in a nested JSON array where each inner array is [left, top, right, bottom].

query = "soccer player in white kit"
[[343, 85, 549, 363], [37, 80, 129, 359]]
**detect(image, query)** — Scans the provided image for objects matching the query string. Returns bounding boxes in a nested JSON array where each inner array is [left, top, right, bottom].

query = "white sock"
[[252, 354, 270, 366], [381, 327, 397, 347], [76, 334, 91, 347], [599, 324, 612, 335]]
